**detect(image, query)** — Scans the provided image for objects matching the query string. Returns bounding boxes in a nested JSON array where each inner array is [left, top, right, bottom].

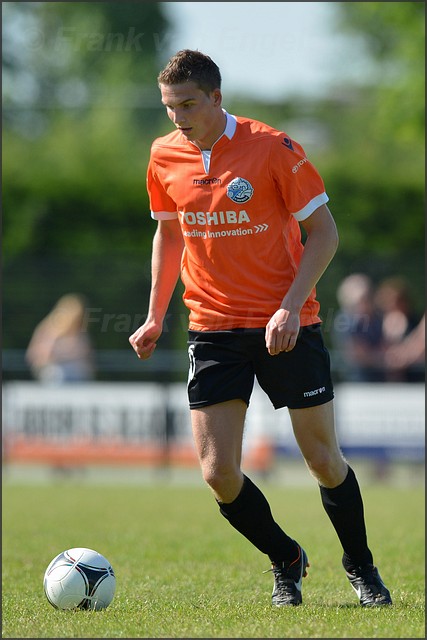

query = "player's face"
[[160, 81, 226, 150]]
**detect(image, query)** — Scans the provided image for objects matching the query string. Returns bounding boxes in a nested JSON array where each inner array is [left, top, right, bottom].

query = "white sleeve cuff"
[[293, 193, 329, 221], [151, 211, 178, 220]]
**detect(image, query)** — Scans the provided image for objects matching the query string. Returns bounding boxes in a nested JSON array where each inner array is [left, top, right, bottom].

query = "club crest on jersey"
[[226, 177, 254, 204]]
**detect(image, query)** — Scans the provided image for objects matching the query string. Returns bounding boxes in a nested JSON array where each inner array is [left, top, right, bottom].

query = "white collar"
[[222, 110, 237, 139]]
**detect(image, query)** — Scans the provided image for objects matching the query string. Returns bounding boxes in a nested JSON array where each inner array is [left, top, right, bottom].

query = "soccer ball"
[[43, 547, 116, 610]]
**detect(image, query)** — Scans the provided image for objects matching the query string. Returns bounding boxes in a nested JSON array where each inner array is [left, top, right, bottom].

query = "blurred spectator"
[[25, 293, 94, 384], [374, 276, 417, 343], [333, 273, 385, 381], [384, 314, 425, 382], [374, 276, 420, 381]]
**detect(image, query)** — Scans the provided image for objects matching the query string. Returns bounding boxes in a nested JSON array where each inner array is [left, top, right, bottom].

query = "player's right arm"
[[129, 218, 183, 360]]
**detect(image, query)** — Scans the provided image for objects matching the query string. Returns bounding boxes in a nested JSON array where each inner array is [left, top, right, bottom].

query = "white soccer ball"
[[43, 547, 116, 610]]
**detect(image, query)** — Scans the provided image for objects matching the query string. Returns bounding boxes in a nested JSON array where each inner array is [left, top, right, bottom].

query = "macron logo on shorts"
[[303, 386, 326, 398]]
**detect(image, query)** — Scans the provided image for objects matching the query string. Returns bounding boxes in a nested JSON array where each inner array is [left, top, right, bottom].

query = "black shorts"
[[187, 324, 334, 410]]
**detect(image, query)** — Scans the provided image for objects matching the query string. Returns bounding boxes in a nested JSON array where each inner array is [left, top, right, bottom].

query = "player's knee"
[[305, 449, 345, 484], [201, 462, 239, 493]]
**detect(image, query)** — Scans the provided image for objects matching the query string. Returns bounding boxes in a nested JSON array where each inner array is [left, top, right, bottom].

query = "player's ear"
[[212, 89, 222, 107]]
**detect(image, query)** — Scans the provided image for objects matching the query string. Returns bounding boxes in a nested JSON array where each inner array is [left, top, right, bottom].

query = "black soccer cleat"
[[266, 544, 309, 606], [345, 564, 392, 607]]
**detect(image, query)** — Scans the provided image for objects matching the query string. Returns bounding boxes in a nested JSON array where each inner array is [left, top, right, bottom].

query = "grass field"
[[2, 472, 425, 638]]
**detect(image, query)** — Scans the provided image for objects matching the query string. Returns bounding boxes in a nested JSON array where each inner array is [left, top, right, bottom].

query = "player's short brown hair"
[[157, 49, 221, 96]]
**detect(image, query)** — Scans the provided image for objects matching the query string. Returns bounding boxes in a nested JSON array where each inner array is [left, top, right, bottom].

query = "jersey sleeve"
[[270, 134, 329, 221], [146, 153, 178, 220]]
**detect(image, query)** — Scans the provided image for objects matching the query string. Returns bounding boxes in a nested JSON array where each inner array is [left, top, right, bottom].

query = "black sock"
[[217, 475, 298, 564], [319, 465, 373, 570]]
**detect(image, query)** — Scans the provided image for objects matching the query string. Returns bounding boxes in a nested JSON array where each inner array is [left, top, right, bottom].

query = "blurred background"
[[2, 2, 425, 482]]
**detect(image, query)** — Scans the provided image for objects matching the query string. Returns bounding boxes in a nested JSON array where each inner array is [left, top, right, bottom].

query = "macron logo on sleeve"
[[281, 136, 294, 151]]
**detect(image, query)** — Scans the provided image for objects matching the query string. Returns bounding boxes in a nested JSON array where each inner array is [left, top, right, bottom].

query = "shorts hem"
[[189, 395, 250, 410], [274, 391, 334, 410]]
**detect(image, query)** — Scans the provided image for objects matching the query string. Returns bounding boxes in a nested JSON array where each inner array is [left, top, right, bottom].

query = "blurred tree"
[[312, 2, 425, 322], [333, 1, 424, 177], [3, 1, 169, 259], [2, 2, 188, 359], [3, 2, 168, 133]]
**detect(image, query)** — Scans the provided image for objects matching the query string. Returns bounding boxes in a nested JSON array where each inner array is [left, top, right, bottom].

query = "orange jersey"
[[147, 112, 329, 330]]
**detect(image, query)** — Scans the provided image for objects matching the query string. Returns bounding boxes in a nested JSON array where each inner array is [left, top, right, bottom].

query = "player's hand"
[[129, 322, 162, 360], [265, 308, 300, 356]]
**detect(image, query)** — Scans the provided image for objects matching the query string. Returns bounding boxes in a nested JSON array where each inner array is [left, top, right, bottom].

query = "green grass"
[[2, 475, 425, 638]]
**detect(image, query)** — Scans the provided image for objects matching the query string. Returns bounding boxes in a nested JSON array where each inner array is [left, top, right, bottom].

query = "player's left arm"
[[265, 204, 339, 355]]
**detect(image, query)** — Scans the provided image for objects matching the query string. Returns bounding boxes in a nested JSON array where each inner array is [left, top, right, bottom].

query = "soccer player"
[[129, 49, 392, 607]]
